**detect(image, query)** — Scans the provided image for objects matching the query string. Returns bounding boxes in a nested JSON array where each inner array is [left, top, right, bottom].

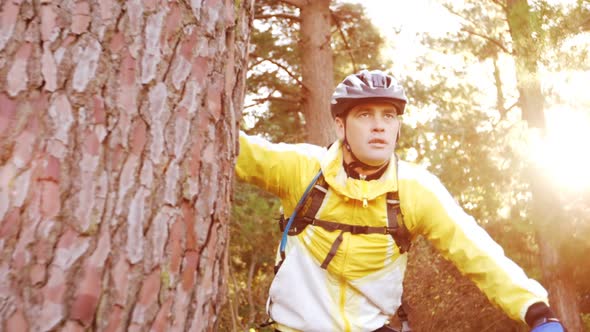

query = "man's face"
[[335, 102, 401, 166]]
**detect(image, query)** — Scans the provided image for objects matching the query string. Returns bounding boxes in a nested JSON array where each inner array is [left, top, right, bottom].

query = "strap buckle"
[[303, 216, 315, 225], [385, 226, 397, 235]]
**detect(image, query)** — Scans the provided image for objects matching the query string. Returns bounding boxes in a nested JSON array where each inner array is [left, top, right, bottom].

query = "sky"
[[341, 0, 461, 69]]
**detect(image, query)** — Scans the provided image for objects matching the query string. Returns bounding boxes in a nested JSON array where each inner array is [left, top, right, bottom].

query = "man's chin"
[[360, 156, 390, 167], [364, 150, 393, 162]]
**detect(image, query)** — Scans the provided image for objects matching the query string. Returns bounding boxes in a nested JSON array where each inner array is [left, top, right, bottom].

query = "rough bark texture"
[[506, 1, 583, 330], [299, 0, 336, 146], [0, 0, 253, 331]]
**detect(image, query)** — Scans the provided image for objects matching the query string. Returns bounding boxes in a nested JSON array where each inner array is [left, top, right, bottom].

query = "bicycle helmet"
[[331, 69, 407, 118]]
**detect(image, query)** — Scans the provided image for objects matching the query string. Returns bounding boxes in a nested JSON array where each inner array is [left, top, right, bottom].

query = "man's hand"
[[531, 320, 565, 332], [526, 303, 565, 332]]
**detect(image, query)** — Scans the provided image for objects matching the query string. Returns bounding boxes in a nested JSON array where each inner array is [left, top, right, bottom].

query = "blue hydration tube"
[[279, 170, 323, 256]]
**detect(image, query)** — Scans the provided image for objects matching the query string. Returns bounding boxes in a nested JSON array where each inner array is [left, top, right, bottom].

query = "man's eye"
[[385, 113, 397, 119], [359, 113, 371, 118]]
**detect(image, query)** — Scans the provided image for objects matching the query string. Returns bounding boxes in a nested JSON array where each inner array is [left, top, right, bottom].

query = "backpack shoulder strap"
[[278, 170, 323, 256], [386, 156, 412, 254], [386, 191, 411, 254], [275, 169, 323, 273], [300, 174, 328, 220], [278, 173, 327, 236]]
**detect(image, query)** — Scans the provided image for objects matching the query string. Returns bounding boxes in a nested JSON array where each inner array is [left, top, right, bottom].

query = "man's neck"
[[352, 163, 388, 178]]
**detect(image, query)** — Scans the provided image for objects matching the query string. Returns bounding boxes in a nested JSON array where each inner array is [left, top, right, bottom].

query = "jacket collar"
[[319, 140, 398, 201]]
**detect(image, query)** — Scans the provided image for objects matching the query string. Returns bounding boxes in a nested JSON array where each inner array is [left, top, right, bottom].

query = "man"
[[235, 70, 564, 332]]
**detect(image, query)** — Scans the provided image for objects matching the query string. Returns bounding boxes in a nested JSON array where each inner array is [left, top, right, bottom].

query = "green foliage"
[[582, 312, 590, 332], [398, 57, 513, 226], [434, 0, 590, 71], [245, 0, 303, 142], [534, 0, 590, 70], [330, 2, 393, 80], [218, 180, 281, 331], [429, 1, 509, 61]]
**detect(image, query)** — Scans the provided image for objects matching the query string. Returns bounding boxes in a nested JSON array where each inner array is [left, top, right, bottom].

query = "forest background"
[[221, 1, 590, 331]]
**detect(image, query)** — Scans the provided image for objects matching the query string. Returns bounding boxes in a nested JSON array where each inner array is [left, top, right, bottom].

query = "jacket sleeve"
[[401, 168, 549, 323], [235, 131, 324, 201]]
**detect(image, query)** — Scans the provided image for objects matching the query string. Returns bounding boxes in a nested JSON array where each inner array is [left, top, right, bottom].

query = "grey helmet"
[[330, 69, 407, 118]]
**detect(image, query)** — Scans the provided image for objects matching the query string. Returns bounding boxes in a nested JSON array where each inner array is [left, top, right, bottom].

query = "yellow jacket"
[[235, 132, 548, 332]]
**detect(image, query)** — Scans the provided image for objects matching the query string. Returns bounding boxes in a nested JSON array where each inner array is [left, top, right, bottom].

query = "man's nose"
[[371, 117, 385, 132]]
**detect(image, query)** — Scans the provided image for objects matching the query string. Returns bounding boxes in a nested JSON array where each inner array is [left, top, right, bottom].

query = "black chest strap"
[[278, 174, 412, 269]]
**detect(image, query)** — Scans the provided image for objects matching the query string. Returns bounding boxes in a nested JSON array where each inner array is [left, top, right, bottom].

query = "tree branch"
[[506, 100, 519, 112], [462, 28, 512, 54], [443, 3, 482, 30], [247, 253, 257, 327], [228, 264, 242, 332], [244, 95, 300, 109], [443, 3, 511, 54], [250, 54, 304, 87], [244, 87, 277, 109], [277, 0, 306, 8], [489, 0, 507, 10], [255, 13, 300, 22], [331, 12, 358, 72], [243, 101, 266, 109], [265, 96, 300, 104], [493, 55, 507, 117], [244, 92, 274, 109], [248, 58, 266, 71]]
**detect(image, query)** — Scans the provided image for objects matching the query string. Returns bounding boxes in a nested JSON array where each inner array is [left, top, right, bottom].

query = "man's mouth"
[[368, 138, 387, 146]]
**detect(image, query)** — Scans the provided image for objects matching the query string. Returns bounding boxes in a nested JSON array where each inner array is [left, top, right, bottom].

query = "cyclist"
[[235, 69, 565, 332]]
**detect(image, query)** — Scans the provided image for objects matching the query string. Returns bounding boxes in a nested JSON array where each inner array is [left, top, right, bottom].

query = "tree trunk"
[[299, 0, 336, 146], [506, 0, 545, 130], [529, 167, 584, 332], [506, 1, 583, 330], [0, 0, 253, 331], [492, 54, 507, 116]]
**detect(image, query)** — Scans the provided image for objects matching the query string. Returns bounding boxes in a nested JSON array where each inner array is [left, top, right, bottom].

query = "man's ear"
[[334, 116, 345, 140]]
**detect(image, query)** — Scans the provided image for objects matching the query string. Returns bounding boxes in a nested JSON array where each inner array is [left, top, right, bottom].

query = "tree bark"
[[299, 0, 336, 146], [0, 0, 253, 331], [506, 1, 583, 330]]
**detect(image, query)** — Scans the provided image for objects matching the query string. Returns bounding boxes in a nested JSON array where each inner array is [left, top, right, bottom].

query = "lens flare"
[[530, 108, 590, 191]]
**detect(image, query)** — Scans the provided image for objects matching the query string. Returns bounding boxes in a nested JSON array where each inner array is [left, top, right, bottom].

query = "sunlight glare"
[[530, 109, 590, 191]]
